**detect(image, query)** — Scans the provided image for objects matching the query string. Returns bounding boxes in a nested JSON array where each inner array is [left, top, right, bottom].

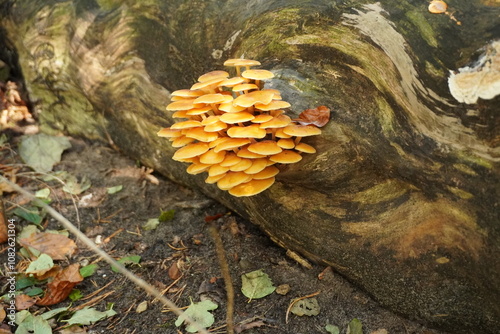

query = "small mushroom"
[[228, 158, 253, 172], [228, 177, 275, 197], [198, 70, 229, 83], [295, 142, 316, 154], [269, 150, 302, 164], [217, 171, 253, 190], [172, 142, 210, 161], [226, 124, 267, 139], [243, 158, 269, 174], [199, 149, 226, 165], [247, 140, 282, 155], [428, 0, 447, 14], [233, 90, 275, 108], [219, 111, 255, 124]]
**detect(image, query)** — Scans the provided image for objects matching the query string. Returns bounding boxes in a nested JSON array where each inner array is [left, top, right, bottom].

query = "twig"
[[0, 175, 209, 334], [285, 290, 321, 324], [208, 221, 235, 334]]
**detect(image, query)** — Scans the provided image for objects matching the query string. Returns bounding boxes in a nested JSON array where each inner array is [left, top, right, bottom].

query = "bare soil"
[[1, 131, 450, 334]]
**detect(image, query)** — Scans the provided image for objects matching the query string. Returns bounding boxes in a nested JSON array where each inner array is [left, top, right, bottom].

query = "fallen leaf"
[[63, 175, 91, 195], [347, 318, 363, 334], [18, 134, 71, 172], [241, 269, 275, 300], [0, 306, 5, 322], [15, 310, 52, 334], [295, 106, 330, 127], [107, 185, 123, 194], [143, 218, 160, 231], [136, 301, 148, 314], [35, 188, 51, 199], [325, 323, 340, 334], [290, 297, 320, 316], [79, 263, 98, 278], [25, 253, 54, 276], [40, 306, 69, 320], [175, 300, 218, 333], [63, 306, 116, 326], [15, 294, 36, 310], [168, 261, 182, 280], [36, 263, 84, 306], [370, 329, 388, 334], [19, 232, 77, 260], [275, 284, 291, 295], [12, 206, 43, 226]]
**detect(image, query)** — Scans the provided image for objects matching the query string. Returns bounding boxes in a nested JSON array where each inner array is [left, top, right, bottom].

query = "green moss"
[[446, 186, 474, 200], [453, 163, 477, 176], [375, 96, 396, 136], [455, 151, 493, 169], [405, 10, 438, 48], [354, 179, 411, 205]]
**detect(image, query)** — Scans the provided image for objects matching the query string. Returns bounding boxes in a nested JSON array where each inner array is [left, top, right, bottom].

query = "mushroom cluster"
[[157, 59, 322, 197]]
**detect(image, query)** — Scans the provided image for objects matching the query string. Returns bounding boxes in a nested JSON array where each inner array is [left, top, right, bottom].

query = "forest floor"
[[0, 121, 451, 334]]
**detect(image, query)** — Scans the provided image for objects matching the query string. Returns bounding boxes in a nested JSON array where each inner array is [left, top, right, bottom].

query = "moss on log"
[[1, 1, 499, 333]]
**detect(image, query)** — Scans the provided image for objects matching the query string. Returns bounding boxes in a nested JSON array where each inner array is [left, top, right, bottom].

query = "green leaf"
[[325, 324, 340, 334], [26, 254, 54, 275], [347, 318, 363, 334], [41, 306, 69, 320], [35, 188, 51, 199], [80, 263, 98, 278], [290, 297, 320, 316], [69, 289, 83, 301], [63, 306, 117, 326], [143, 218, 160, 231], [25, 287, 44, 297], [111, 255, 141, 273], [13, 207, 43, 226], [175, 300, 218, 333], [158, 209, 175, 222], [15, 311, 52, 334], [107, 185, 123, 194], [241, 269, 276, 300], [16, 276, 39, 290], [18, 134, 71, 173]]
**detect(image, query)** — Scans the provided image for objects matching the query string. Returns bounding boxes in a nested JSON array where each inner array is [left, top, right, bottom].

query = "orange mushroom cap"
[[259, 114, 292, 129], [283, 124, 322, 137], [226, 124, 267, 139], [213, 138, 251, 152], [171, 89, 204, 98], [248, 140, 283, 155], [269, 150, 302, 164], [251, 166, 280, 180], [170, 120, 203, 130], [166, 99, 202, 111], [198, 70, 229, 83], [194, 93, 229, 104], [244, 158, 269, 174], [224, 59, 261, 67], [233, 90, 275, 108], [171, 136, 196, 148], [295, 142, 316, 153], [157, 127, 182, 138], [228, 158, 253, 172], [217, 171, 253, 190], [255, 100, 291, 111], [199, 149, 226, 165], [219, 111, 255, 124], [172, 142, 210, 161], [241, 69, 274, 81], [228, 177, 275, 197]]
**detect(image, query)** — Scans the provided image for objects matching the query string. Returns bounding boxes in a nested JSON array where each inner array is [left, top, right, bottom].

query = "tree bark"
[[1, 1, 499, 333]]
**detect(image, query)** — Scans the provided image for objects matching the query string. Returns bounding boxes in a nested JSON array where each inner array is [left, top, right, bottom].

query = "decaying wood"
[[1, 1, 499, 333]]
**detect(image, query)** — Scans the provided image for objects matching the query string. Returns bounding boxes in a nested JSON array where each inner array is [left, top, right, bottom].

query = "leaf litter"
[[0, 127, 451, 334]]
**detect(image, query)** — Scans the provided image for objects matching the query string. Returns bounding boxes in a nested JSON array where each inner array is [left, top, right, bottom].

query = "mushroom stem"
[[294, 137, 302, 145]]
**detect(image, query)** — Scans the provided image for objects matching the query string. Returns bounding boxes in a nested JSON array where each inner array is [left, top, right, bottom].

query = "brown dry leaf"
[[36, 263, 83, 306], [0, 306, 5, 322], [0, 327, 12, 334], [295, 105, 330, 127], [15, 294, 36, 310], [168, 261, 181, 280], [19, 232, 77, 260]]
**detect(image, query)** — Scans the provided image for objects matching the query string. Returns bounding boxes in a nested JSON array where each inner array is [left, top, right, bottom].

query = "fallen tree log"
[[1, 1, 499, 333]]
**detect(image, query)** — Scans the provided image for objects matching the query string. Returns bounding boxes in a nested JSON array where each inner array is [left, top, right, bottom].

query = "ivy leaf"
[[347, 318, 363, 334], [18, 134, 71, 172], [241, 269, 275, 300], [175, 300, 218, 333], [63, 306, 116, 326]]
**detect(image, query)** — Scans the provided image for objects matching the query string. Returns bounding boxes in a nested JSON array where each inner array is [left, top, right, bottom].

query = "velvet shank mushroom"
[[158, 58, 325, 196]]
